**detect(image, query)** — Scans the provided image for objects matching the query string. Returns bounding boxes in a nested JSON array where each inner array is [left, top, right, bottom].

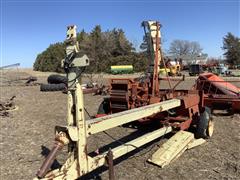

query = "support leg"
[[106, 149, 114, 180]]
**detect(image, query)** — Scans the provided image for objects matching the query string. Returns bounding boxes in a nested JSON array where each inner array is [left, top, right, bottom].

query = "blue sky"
[[1, 0, 239, 67]]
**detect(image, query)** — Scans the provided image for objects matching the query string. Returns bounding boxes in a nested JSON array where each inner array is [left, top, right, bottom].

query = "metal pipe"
[[106, 149, 115, 180], [36, 132, 69, 178], [36, 141, 64, 178]]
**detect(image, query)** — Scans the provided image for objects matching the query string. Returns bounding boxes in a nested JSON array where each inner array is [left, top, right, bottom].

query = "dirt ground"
[[0, 69, 240, 180]]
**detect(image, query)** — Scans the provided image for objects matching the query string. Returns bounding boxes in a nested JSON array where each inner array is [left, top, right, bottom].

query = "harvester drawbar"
[[35, 21, 214, 180]]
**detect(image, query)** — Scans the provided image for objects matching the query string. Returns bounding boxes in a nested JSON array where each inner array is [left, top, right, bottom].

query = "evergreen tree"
[[33, 25, 148, 73], [222, 33, 240, 65], [33, 43, 65, 72]]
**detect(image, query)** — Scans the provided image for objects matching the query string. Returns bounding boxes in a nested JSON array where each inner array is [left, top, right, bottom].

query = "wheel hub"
[[207, 119, 214, 137]]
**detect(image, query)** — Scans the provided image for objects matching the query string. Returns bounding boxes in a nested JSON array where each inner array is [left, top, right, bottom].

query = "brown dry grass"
[[0, 69, 239, 180]]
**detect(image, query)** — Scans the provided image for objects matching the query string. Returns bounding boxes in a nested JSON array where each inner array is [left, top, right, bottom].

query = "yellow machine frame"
[[35, 23, 181, 180]]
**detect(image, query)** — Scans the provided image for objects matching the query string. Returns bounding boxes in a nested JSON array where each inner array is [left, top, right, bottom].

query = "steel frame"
[[106, 20, 202, 130], [35, 82, 181, 180], [35, 22, 202, 180]]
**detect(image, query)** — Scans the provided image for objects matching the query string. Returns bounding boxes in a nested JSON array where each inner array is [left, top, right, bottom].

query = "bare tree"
[[189, 41, 203, 55], [169, 40, 203, 56]]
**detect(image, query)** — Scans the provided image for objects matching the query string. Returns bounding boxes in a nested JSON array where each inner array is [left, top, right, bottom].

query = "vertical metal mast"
[[142, 21, 162, 96]]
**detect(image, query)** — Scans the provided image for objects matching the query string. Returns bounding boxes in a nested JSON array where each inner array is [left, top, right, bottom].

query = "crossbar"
[[87, 99, 181, 135], [88, 126, 173, 172]]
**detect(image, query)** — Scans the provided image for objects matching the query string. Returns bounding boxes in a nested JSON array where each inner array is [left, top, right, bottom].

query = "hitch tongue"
[[36, 132, 69, 178]]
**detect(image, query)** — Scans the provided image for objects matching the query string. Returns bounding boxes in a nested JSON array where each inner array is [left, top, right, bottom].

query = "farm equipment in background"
[[159, 65, 181, 76], [0, 96, 18, 117], [158, 67, 171, 76], [0, 63, 20, 70], [158, 57, 182, 77], [110, 65, 133, 74], [99, 20, 213, 134], [189, 64, 203, 76], [194, 73, 240, 113], [214, 64, 231, 76], [169, 64, 181, 76], [164, 58, 182, 76], [35, 21, 214, 180], [204, 63, 233, 76], [0, 63, 38, 86], [22, 76, 38, 85]]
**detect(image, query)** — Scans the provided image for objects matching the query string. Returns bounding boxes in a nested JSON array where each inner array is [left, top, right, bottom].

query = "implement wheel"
[[196, 107, 214, 138]]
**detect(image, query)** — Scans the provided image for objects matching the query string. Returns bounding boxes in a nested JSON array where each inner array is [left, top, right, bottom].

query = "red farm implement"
[[195, 73, 240, 113]]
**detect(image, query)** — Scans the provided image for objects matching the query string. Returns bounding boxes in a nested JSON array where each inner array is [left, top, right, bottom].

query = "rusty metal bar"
[[106, 149, 115, 180], [36, 142, 64, 178], [36, 132, 69, 178], [172, 75, 185, 91], [159, 76, 184, 81], [161, 51, 172, 90], [152, 22, 160, 96]]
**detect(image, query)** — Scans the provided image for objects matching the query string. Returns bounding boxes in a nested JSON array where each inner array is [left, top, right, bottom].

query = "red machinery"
[[99, 21, 213, 138], [195, 73, 240, 113]]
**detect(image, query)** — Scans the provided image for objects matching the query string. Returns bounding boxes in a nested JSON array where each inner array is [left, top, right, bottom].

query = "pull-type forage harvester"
[[35, 21, 214, 180]]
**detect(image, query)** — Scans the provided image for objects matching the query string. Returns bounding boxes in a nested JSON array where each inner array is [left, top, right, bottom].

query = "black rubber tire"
[[40, 83, 66, 92], [47, 74, 67, 85], [196, 107, 213, 138], [97, 98, 110, 114]]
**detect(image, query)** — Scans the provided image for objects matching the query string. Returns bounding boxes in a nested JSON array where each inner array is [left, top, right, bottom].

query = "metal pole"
[[106, 149, 115, 180]]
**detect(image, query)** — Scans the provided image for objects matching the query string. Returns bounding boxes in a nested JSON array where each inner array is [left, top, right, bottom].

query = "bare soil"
[[0, 69, 240, 180]]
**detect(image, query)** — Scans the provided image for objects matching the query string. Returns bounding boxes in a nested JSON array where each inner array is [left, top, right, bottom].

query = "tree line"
[[33, 25, 240, 73], [33, 25, 148, 73]]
